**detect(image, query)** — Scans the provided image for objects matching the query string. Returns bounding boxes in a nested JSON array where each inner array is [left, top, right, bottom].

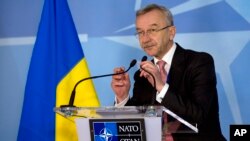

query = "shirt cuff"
[[114, 95, 130, 107], [156, 83, 169, 103]]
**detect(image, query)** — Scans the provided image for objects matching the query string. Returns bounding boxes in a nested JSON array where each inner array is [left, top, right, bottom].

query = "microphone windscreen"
[[130, 59, 137, 68], [141, 56, 147, 62]]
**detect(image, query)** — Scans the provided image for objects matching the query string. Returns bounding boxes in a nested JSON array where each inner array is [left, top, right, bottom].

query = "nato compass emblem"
[[99, 128, 113, 141]]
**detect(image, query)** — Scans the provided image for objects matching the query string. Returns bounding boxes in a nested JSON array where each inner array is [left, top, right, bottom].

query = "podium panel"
[[75, 117, 161, 141], [54, 106, 198, 141]]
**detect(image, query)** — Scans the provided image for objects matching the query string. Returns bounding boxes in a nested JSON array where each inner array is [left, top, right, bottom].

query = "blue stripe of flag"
[[18, 0, 84, 140]]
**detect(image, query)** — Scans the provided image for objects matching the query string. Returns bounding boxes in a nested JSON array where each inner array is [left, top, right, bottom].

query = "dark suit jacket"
[[126, 43, 226, 141]]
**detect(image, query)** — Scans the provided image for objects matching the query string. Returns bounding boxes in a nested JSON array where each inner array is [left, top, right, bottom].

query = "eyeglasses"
[[135, 25, 172, 38]]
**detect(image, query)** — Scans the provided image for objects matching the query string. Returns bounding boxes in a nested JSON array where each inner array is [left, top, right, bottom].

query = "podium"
[[54, 106, 198, 141]]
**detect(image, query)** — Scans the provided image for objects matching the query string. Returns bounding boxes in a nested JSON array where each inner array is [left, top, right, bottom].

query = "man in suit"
[[111, 4, 226, 141]]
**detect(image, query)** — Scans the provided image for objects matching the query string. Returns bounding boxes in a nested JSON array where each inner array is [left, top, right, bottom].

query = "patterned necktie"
[[157, 60, 174, 141]]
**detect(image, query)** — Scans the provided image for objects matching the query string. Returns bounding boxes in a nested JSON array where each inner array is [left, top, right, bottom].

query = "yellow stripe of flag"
[[56, 59, 100, 141]]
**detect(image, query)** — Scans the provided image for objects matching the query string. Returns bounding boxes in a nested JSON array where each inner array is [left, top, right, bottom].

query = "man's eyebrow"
[[135, 28, 142, 32], [150, 23, 158, 27], [136, 24, 159, 31]]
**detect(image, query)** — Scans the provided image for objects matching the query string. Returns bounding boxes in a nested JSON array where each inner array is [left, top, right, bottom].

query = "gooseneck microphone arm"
[[140, 56, 157, 105], [61, 59, 137, 107]]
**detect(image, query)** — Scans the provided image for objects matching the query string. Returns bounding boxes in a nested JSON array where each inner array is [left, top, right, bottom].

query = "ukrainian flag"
[[17, 0, 100, 141]]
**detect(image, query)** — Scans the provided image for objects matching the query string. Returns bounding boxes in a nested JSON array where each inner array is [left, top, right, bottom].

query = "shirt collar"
[[154, 42, 177, 66]]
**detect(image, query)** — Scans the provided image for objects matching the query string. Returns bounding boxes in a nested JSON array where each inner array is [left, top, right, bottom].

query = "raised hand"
[[111, 67, 131, 103]]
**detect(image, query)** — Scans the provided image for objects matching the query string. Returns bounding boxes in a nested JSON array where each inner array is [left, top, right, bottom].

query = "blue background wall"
[[0, 0, 250, 140]]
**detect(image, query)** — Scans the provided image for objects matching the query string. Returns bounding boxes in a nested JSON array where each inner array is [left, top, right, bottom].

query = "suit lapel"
[[168, 44, 187, 89]]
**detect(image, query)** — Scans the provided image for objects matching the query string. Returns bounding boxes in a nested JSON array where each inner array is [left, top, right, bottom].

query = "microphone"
[[61, 59, 137, 108], [141, 56, 147, 62], [140, 56, 156, 105]]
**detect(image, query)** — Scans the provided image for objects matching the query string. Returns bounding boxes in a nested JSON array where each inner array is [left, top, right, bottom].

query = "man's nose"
[[140, 33, 151, 43]]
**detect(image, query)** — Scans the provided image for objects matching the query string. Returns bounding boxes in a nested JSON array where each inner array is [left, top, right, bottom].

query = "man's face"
[[136, 9, 175, 59]]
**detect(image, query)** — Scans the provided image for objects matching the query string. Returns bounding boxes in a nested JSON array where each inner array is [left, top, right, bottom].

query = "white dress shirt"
[[154, 43, 176, 103]]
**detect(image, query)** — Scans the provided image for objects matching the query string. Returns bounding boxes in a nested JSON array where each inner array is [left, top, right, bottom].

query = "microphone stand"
[[60, 59, 137, 108], [140, 56, 157, 116]]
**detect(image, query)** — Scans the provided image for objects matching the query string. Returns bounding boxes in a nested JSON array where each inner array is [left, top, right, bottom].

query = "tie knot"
[[157, 60, 166, 69]]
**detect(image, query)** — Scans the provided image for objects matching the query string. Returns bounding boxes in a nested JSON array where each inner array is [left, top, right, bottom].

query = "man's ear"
[[169, 26, 176, 40]]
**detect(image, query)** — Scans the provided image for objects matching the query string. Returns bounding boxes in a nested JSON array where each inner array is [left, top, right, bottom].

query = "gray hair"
[[136, 4, 174, 26]]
